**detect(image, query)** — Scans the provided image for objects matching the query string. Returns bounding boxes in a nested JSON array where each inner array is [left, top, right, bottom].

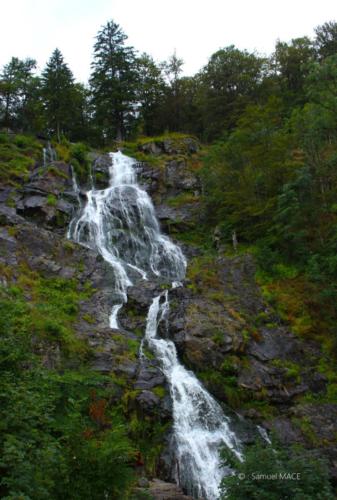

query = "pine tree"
[[0, 57, 37, 130], [41, 48, 77, 142], [90, 20, 137, 142]]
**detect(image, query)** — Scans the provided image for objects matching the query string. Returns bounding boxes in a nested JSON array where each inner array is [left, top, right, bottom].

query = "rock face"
[[161, 253, 337, 481], [0, 150, 179, 492], [1, 142, 337, 489], [139, 137, 199, 156], [136, 150, 201, 235], [7, 161, 77, 231]]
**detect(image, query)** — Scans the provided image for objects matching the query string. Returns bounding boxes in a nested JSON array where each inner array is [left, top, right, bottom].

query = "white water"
[[68, 152, 186, 327], [68, 151, 241, 498], [43, 141, 57, 167], [144, 292, 242, 500]]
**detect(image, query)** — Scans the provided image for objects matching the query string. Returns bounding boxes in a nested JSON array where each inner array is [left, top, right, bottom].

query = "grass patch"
[[0, 132, 42, 185], [167, 192, 200, 208]]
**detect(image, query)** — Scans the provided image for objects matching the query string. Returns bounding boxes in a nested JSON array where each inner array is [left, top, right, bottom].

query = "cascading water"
[[43, 141, 57, 167], [68, 151, 241, 499], [144, 291, 242, 500], [68, 152, 186, 326]]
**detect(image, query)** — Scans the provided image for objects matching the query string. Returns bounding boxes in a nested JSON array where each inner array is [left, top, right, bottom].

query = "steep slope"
[[0, 134, 336, 498]]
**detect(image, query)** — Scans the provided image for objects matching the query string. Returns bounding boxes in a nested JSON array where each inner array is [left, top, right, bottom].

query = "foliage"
[[0, 285, 135, 499], [90, 20, 138, 142], [199, 46, 266, 140], [315, 21, 337, 60], [0, 132, 42, 185], [41, 49, 83, 142], [0, 57, 39, 131], [220, 440, 334, 499]]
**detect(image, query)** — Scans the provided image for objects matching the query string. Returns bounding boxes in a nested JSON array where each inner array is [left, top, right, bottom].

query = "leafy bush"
[[70, 142, 89, 165], [0, 287, 135, 499], [69, 142, 90, 182], [220, 440, 334, 500]]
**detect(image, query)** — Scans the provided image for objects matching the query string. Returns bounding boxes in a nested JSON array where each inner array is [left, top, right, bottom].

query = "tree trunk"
[[57, 121, 61, 143]]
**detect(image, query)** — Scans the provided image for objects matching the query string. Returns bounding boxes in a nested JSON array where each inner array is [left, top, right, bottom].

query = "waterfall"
[[67, 151, 241, 498], [144, 291, 242, 500], [43, 141, 57, 167], [68, 152, 186, 324]]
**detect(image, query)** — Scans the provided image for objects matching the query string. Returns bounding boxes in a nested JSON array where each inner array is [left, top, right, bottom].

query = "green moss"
[[152, 386, 166, 398], [47, 194, 57, 206], [293, 416, 320, 445], [167, 192, 199, 208], [82, 313, 96, 324], [270, 359, 302, 383], [126, 338, 141, 356], [63, 240, 76, 253], [46, 165, 68, 179], [241, 400, 277, 419], [142, 346, 155, 360], [110, 372, 128, 388], [212, 329, 225, 344]]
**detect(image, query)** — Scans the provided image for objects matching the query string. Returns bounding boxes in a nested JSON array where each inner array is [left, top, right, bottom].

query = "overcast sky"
[[1, 0, 336, 82]]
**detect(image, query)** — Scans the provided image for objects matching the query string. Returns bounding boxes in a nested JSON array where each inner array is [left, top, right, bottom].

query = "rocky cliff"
[[1, 135, 336, 496]]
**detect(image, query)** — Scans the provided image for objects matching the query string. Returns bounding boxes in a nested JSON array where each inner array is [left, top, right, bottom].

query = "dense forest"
[[1, 17, 337, 500]]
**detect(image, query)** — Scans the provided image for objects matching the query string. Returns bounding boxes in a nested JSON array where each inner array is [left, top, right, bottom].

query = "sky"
[[1, 0, 336, 83]]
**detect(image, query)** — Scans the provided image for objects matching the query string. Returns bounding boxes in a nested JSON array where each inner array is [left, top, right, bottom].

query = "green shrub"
[[220, 440, 334, 500], [70, 142, 89, 165], [0, 287, 135, 499]]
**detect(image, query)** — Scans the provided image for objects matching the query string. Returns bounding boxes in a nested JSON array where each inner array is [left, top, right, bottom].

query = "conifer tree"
[[41, 48, 76, 141], [90, 20, 137, 142]]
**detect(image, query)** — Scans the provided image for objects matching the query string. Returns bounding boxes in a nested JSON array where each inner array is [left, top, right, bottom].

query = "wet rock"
[[135, 362, 166, 390], [91, 153, 112, 189], [238, 358, 309, 403], [0, 206, 25, 227], [168, 293, 244, 371], [16, 192, 74, 230], [0, 228, 18, 267], [136, 390, 160, 410], [125, 281, 163, 309]]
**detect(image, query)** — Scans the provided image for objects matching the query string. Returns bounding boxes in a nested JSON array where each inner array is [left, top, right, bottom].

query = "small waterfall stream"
[[68, 152, 242, 499], [43, 141, 57, 167]]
